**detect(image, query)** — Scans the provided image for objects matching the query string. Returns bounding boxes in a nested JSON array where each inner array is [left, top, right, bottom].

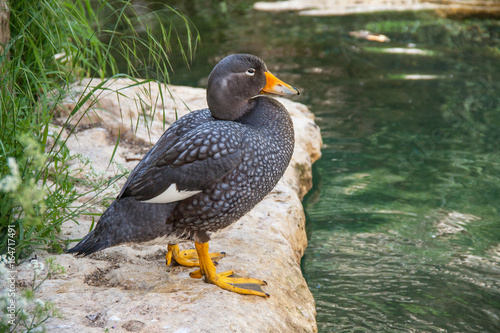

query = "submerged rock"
[[18, 79, 322, 332]]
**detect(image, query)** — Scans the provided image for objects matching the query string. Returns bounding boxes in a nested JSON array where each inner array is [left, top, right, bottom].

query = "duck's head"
[[206, 54, 299, 120]]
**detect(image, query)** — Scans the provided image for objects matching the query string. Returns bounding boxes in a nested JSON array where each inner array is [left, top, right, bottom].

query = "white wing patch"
[[141, 183, 201, 204]]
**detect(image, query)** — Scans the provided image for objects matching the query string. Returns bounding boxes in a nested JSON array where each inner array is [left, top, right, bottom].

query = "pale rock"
[[18, 79, 322, 333], [253, 0, 499, 16]]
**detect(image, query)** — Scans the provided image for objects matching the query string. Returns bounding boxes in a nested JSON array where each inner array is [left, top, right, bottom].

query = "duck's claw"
[[193, 241, 270, 297], [166, 244, 225, 267]]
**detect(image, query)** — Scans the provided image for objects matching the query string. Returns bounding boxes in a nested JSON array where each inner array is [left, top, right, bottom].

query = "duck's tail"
[[66, 197, 176, 256]]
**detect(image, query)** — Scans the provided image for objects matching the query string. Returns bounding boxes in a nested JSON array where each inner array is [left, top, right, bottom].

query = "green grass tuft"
[[0, 0, 198, 261]]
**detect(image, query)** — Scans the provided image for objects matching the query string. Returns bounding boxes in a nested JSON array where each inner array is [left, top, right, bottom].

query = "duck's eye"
[[245, 68, 256, 76]]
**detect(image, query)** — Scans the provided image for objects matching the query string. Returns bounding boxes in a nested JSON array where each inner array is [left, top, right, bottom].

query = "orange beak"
[[262, 71, 300, 96]]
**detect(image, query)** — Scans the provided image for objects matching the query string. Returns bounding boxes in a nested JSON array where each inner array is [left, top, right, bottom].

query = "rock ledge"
[[17, 78, 322, 333]]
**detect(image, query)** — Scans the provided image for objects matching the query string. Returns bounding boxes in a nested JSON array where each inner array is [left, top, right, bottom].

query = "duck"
[[67, 54, 299, 297]]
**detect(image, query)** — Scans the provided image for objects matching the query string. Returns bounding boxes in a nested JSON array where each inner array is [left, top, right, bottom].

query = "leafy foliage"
[[0, 0, 197, 260], [0, 257, 65, 332]]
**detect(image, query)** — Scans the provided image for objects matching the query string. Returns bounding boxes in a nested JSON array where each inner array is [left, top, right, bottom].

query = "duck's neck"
[[207, 90, 256, 121], [235, 96, 291, 130], [208, 99, 255, 120]]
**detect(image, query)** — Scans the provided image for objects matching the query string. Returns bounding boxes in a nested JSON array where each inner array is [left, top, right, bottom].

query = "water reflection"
[[299, 11, 500, 331], [305, 229, 500, 332]]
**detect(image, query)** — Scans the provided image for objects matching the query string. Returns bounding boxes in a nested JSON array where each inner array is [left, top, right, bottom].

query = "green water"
[[112, 3, 500, 331]]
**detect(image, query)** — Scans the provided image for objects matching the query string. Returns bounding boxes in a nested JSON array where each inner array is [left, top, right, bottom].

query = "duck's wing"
[[118, 113, 245, 203], [118, 110, 211, 198]]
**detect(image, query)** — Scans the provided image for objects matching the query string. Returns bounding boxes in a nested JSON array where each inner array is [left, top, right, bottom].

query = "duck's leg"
[[166, 244, 225, 267], [190, 241, 269, 297]]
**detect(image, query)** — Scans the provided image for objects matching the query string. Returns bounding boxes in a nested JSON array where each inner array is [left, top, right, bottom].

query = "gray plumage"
[[67, 54, 296, 255]]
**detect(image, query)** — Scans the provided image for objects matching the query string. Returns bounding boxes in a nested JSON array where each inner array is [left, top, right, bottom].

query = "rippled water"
[[113, 3, 500, 331], [296, 12, 500, 332]]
